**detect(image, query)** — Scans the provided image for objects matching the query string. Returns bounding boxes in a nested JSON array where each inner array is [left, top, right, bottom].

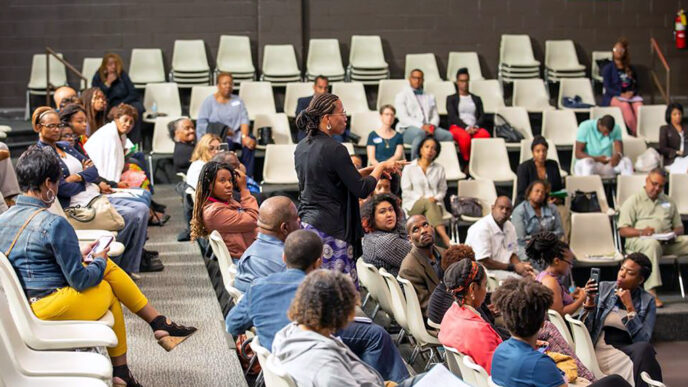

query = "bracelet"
[[506, 263, 515, 272]]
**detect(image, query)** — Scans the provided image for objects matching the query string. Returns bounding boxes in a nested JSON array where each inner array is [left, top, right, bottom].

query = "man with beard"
[[465, 196, 535, 281], [399, 214, 444, 317]]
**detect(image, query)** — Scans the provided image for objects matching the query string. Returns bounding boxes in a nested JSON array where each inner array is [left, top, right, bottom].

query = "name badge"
[[231, 100, 241, 106], [373, 137, 383, 144], [660, 202, 671, 209]]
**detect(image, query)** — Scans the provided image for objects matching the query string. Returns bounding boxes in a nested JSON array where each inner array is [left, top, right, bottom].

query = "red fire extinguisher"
[[675, 9, 687, 49]]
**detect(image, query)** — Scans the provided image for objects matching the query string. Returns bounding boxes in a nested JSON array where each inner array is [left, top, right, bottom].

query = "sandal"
[[150, 315, 197, 352]]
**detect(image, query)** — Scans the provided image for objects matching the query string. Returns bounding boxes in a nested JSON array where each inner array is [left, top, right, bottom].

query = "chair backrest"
[[129, 49, 165, 85], [669, 173, 688, 215], [569, 213, 620, 263], [142, 83, 182, 117], [349, 35, 388, 69], [558, 78, 596, 109], [343, 142, 355, 155], [262, 45, 300, 77], [80, 58, 102, 89], [641, 371, 666, 387], [376, 79, 408, 111], [331, 82, 370, 114], [616, 174, 647, 208], [637, 104, 667, 143], [397, 277, 440, 346], [447, 52, 483, 81], [151, 116, 183, 154], [379, 269, 410, 331], [590, 106, 628, 138], [360, 263, 394, 316], [208, 230, 236, 288], [500, 34, 538, 66], [458, 179, 497, 216], [250, 338, 298, 387], [405, 53, 441, 82], [28, 53, 67, 89], [518, 138, 562, 165], [566, 175, 609, 213], [425, 81, 456, 115], [494, 107, 533, 140], [253, 113, 293, 145], [463, 354, 490, 387], [622, 137, 648, 166], [284, 82, 313, 118], [356, 258, 372, 290], [349, 111, 381, 147], [262, 144, 298, 184], [172, 40, 209, 72], [188, 86, 216, 120], [541, 109, 578, 147], [545, 40, 582, 69], [469, 79, 505, 114], [216, 35, 255, 73], [306, 39, 344, 77], [546, 309, 575, 349], [469, 138, 515, 183], [488, 376, 504, 387], [436, 142, 465, 181], [238, 81, 277, 120], [249, 337, 271, 367], [444, 346, 474, 383], [564, 314, 606, 379], [512, 79, 552, 112], [591, 51, 613, 81]]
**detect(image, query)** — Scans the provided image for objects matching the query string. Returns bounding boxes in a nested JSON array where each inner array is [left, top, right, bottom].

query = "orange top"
[[202, 189, 259, 258]]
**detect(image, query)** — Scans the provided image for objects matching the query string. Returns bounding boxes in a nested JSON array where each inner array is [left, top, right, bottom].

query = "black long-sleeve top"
[[515, 159, 563, 205], [446, 93, 487, 128], [92, 70, 139, 108]]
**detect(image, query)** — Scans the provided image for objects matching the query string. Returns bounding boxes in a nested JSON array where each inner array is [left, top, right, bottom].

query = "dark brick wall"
[[1, 0, 686, 107]]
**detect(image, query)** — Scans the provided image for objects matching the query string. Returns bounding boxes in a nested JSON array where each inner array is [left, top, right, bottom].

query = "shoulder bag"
[[570, 190, 601, 213], [494, 113, 525, 143], [64, 195, 125, 231]]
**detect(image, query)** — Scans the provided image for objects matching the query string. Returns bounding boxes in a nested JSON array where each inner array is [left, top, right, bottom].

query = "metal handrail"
[[649, 38, 670, 104], [44, 46, 87, 105]]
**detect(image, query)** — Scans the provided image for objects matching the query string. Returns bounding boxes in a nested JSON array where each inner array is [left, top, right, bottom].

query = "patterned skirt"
[[302, 223, 358, 288]]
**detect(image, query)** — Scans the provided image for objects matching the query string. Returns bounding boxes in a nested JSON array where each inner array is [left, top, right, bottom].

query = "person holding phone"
[[580, 253, 663, 387]]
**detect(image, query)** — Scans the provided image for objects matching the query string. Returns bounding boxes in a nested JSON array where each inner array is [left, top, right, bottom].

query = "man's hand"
[[514, 261, 535, 278], [421, 124, 433, 134], [594, 155, 610, 164], [428, 197, 438, 203], [610, 153, 621, 167], [639, 227, 655, 237], [98, 181, 113, 194], [0, 149, 10, 161]]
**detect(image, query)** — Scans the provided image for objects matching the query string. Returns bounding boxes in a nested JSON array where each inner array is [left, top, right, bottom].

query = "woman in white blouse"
[[401, 136, 451, 247]]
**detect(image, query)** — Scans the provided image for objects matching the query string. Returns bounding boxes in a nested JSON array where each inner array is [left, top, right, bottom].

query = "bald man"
[[53, 86, 77, 110], [465, 196, 534, 281], [233, 196, 301, 292]]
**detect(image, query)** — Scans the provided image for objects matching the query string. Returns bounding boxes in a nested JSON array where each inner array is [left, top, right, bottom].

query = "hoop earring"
[[41, 188, 56, 206], [326, 123, 332, 132]]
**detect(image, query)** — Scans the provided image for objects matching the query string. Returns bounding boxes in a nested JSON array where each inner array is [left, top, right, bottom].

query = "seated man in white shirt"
[[465, 196, 535, 281], [394, 69, 453, 160]]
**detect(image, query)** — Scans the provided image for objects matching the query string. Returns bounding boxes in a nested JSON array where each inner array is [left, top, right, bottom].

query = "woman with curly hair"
[[361, 193, 410, 276], [190, 161, 258, 258], [294, 93, 403, 287]]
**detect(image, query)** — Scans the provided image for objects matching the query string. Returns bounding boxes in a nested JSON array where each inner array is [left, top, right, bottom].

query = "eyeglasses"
[[329, 110, 348, 116], [562, 258, 574, 267], [41, 123, 66, 129], [60, 133, 77, 139]]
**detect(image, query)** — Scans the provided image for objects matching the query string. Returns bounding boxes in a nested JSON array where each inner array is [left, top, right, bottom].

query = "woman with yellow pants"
[[0, 146, 196, 387]]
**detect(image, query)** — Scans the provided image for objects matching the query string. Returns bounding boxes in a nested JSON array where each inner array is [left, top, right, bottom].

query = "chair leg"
[[254, 370, 264, 387], [675, 260, 685, 298], [147, 155, 155, 187], [395, 328, 405, 346], [361, 292, 371, 308], [423, 347, 439, 371], [371, 304, 380, 319], [408, 345, 420, 365]]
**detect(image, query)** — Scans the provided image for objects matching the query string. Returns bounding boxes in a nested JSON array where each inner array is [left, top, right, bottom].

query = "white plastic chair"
[[397, 277, 441, 368], [469, 79, 505, 114], [0, 253, 118, 351], [80, 58, 102, 90], [284, 82, 313, 118], [425, 81, 457, 115], [261, 45, 301, 84], [488, 376, 504, 387], [512, 79, 554, 113], [518, 138, 567, 177], [566, 175, 610, 213], [542, 109, 578, 149], [170, 40, 210, 87], [558, 78, 596, 112], [494, 107, 533, 150], [436, 142, 466, 182], [238, 81, 277, 121], [306, 39, 345, 81], [356, 258, 373, 306], [469, 138, 516, 183], [359, 262, 394, 319], [331, 82, 370, 114], [457, 179, 496, 220], [591, 106, 629, 139], [499, 34, 540, 68], [128, 49, 166, 87], [591, 51, 613, 83], [545, 40, 585, 81], [262, 144, 298, 185], [142, 83, 182, 124], [405, 53, 441, 83], [348, 35, 389, 84], [208, 230, 242, 302], [669, 173, 688, 215], [615, 174, 646, 208], [463, 355, 490, 387], [547, 309, 575, 350], [27, 53, 67, 91], [444, 346, 473, 383], [253, 113, 293, 148], [150, 116, 182, 155], [569, 213, 623, 265], [189, 86, 216, 120], [622, 137, 647, 166], [349, 111, 381, 147], [641, 371, 666, 387], [250, 338, 298, 387], [379, 268, 411, 345], [565, 314, 606, 379], [0, 297, 112, 380], [216, 35, 255, 80], [446, 52, 484, 81], [376, 79, 408, 111], [637, 105, 667, 143]]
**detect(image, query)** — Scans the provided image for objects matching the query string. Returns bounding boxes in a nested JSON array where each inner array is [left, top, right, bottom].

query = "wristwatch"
[[506, 263, 515, 272]]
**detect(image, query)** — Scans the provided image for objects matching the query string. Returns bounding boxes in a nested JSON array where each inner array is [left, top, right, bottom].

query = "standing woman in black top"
[[295, 93, 404, 287]]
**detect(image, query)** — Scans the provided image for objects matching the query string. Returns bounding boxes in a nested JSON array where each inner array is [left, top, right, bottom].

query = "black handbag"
[[570, 190, 601, 213], [206, 122, 233, 141], [493, 113, 525, 143], [450, 195, 483, 218], [257, 126, 274, 146]]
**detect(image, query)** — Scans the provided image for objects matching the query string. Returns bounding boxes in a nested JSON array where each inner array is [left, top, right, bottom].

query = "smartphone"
[[85, 236, 114, 263], [589, 267, 601, 290], [219, 143, 230, 152]]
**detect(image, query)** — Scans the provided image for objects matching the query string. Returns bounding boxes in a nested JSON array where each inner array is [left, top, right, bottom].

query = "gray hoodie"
[[272, 323, 386, 387]]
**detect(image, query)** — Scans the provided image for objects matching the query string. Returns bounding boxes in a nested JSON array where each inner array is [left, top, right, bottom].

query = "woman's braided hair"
[[444, 259, 485, 306], [190, 161, 237, 241], [524, 232, 568, 267], [294, 93, 340, 140]]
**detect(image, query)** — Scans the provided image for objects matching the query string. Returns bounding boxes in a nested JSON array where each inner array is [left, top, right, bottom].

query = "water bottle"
[[151, 102, 158, 118]]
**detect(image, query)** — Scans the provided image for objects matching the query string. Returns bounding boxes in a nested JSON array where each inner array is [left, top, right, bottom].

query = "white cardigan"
[[83, 121, 128, 182], [400, 159, 447, 213]]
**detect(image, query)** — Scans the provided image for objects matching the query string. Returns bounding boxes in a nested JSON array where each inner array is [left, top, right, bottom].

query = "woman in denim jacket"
[[581, 253, 662, 387], [0, 146, 196, 387]]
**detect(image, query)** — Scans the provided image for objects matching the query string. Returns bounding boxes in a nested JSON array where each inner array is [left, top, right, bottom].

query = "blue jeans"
[[109, 197, 149, 274], [402, 126, 453, 159], [336, 320, 409, 383]]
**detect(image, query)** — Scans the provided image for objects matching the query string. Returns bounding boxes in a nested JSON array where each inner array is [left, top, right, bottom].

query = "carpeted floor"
[[122, 185, 247, 387]]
